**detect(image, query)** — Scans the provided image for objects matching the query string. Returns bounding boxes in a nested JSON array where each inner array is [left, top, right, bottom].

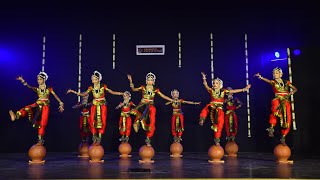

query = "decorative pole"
[[287, 48, 297, 130], [210, 33, 214, 84], [77, 34, 82, 103], [244, 33, 251, 137], [42, 36, 46, 72], [113, 34, 116, 69], [178, 33, 181, 68]]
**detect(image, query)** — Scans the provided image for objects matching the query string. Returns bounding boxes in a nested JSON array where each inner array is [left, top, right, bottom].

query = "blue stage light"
[[293, 49, 301, 56], [275, 52, 280, 58]]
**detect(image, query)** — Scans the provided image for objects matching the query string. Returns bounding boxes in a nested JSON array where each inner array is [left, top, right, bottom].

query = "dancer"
[[224, 87, 243, 142], [254, 67, 297, 145], [127, 72, 173, 146], [9, 72, 64, 145], [166, 89, 201, 143], [115, 91, 136, 143], [199, 72, 251, 146], [72, 93, 91, 143], [67, 70, 124, 145]]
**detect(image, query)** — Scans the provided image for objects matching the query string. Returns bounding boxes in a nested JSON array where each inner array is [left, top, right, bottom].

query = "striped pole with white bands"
[[113, 34, 116, 69], [287, 48, 297, 130], [245, 33, 251, 137], [77, 34, 82, 103], [210, 33, 214, 84], [42, 36, 46, 72]]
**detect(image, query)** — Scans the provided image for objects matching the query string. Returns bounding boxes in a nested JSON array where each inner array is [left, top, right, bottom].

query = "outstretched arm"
[[183, 100, 201, 105], [254, 73, 271, 84], [157, 92, 174, 102], [127, 74, 141, 92], [67, 89, 89, 97], [107, 88, 124, 96], [17, 76, 36, 90], [229, 84, 251, 94], [201, 72, 212, 92]]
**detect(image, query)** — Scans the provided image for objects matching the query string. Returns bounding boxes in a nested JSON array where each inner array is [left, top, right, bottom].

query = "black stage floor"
[[0, 151, 319, 179]]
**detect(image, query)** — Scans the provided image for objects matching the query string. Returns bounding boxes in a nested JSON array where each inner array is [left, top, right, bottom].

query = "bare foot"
[[9, 110, 16, 121]]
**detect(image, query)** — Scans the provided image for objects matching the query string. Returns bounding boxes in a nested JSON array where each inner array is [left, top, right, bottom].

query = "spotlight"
[[293, 49, 301, 56]]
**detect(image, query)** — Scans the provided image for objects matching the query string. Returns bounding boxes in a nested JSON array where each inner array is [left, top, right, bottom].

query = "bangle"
[[258, 75, 263, 80], [242, 88, 245, 92], [23, 82, 27, 86], [130, 83, 134, 87]]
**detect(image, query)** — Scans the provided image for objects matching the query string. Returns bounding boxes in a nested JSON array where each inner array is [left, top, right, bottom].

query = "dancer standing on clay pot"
[[127, 72, 173, 146], [199, 72, 251, 146], [166, 89, 201, 143], [67, 70, 124, 145], [254, 67, 297, 145], [9, 72, 64, 145]]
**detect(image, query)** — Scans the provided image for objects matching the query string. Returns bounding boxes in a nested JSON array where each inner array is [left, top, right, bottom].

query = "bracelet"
[[242, 88, 245, 92], [258, 75, 263, 80], [59, 102, 64, 105], [130, 83, 134, 87]]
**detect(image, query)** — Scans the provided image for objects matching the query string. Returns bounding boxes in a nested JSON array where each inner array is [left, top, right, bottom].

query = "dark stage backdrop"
[[0, 2, 318, 155]]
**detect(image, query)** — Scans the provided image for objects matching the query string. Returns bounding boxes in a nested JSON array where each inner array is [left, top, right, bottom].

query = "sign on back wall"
[[136, 45, 165, 55]]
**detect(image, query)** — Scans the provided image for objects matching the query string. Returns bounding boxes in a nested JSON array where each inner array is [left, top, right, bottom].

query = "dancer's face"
[[172, 91, 179, 99], [146, 77, 154, 86], [213, 80, 221, 89], [273, 70, 282, 79], [228, 93, 233, 99], [91, 76, 99, 84], [37, 77, 45, 85], [123, 93, 130, 101]]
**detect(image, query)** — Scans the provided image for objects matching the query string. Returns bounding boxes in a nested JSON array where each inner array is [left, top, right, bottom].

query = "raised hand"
[[254, 73, 261, 78], [16, 76, 24, 82], [201, 72, 206, 79], [244, 84, 251, 92], [67, 89, 75, 94]]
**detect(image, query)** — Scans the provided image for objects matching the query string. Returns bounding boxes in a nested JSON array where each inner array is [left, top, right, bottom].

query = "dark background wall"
[[0, 2, 318, 156]]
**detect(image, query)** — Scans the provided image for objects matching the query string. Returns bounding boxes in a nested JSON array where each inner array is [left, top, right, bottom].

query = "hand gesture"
[[243, 84, 251, 92], [254, 73, 261, 78], [58, 103, 64, 112], [201, 72, 206, 79], [67, 89, 75, 94], [16, 76, 24, 82]]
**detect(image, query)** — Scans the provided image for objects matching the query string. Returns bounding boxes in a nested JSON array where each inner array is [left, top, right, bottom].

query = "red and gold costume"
[[85, 84, 109, 137], [170, 99, 185, 141], [73, 100, 91, 142], [130, 86, 165, 142], [118, 101, 135, 141], [200, 88, 230, 144], [14, 87, 55, 139], [269, 79, 293, 137], [224, 97, 242, 141]]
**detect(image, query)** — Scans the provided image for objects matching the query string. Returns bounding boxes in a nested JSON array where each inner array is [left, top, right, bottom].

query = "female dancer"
[[9, 72, 64, 145], [166, 89, 201, 143], [199, 72, 250, 146], [127, 72, 173, 146], [254, 67, 297, 145], [67, 70, 124, 145]]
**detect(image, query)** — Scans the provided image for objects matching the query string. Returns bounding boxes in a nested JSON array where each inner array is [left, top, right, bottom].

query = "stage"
[[0, 151, 319, 179]]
